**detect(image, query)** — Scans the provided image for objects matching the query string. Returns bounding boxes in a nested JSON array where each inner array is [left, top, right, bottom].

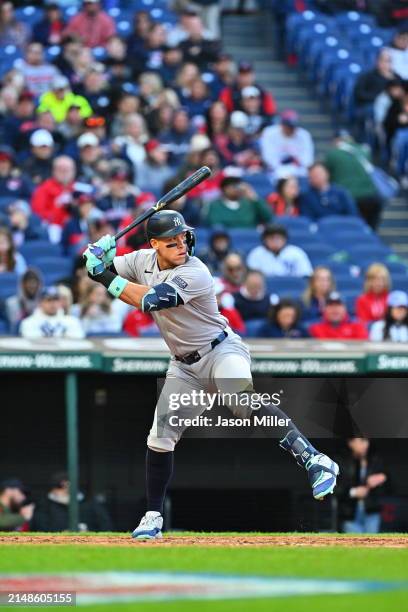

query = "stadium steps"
[[378, 197, 408, 259], [222, 12, 335, 159]]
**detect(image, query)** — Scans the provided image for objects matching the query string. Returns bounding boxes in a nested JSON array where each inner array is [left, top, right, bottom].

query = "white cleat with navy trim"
[[131, 511, 163, 540], [306, 454, 340, 500]]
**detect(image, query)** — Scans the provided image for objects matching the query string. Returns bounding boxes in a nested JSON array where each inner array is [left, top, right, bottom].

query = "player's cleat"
[[131, 511, 163, 540], [306, 453, 340, 500]]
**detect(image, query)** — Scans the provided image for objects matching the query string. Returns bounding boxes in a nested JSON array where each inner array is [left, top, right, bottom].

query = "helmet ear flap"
[[186, 230, 195, 256]]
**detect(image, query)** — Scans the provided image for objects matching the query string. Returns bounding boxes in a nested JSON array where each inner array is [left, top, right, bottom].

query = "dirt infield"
[[0, 534, 407, 548]]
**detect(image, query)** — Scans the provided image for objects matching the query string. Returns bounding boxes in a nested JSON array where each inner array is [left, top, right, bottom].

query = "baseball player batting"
[[84, 206, 339, 540]]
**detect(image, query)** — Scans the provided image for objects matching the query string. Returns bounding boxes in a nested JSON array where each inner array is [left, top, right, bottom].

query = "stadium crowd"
[[0, 0, 407, 343]]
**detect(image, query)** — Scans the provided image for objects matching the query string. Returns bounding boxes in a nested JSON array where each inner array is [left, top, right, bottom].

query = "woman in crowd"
[[267, 176, 301, 217], [5, 267, 42, 332], [370, 290, 408, 342], [302, 266, 336, 322], [0, 226, 27, 275], [355, 263, 390, 324], [205, 101, 229, 152], [258, 298, 308, 338]]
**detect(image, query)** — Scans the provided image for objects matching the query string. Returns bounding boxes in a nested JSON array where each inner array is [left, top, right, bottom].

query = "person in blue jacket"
[[300, 162, 359, 220]]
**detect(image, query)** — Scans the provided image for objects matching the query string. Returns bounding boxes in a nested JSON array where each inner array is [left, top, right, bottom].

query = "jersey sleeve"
[[113, 251, 143, 283], [165, 262, 213, 305]]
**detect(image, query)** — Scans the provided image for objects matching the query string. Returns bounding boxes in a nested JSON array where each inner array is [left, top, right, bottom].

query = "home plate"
[[0, 573, 406, 605]]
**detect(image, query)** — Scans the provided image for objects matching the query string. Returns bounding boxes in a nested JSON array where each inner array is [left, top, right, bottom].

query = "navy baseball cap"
[[41, 286, 60, 300], [326, 291, 344, 305], [0, 478, 25, 492], [388, 290, 408, 308]]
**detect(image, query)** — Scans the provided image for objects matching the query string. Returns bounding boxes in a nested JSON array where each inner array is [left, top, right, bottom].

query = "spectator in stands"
[[356, 263, 390, 324], [0, 146, 32, 202], [221, 252, 246, 293], [63, 0, 116, 49], [302, 266, 336, 322], [7, 199, 47, 246], [202, 176, 272, 228], [0, 478, 34, 531], [32, 2, 65, 47], [382, 84, 408, 146], [267, 176, 300, 217], [247, 224, 313, 278], [209, 53, 235, 98], [198, 228, 232, 275], [240, 86, 270, 137], [38, 75, 93, 124], [133, 24, 167, 76], [354, 49, 400, 136], [76, 132, 104, 186], [309, 291, 368, 340], [384, 91, 408, 177], [31, 471, 112, 532], [127, 11, 153, 57], [20, 286, 85, 339], [374, 79, 406, 130], [337, 437, 387, 534], [370, 290, 408, 342], [234, 270, 270, 322], [157, 46, 184, 88], [387, 29, 408, 81], [123, 308, 157, 337], [160, 108, 194, 167], [0, 1, 30, 50], [23, 130, 55, 185], [300, 162, 359, 221], [219, 61, 276, 119], [215, 110, 258, 169], [112, 113, 148, 172], [61, 192, 103, 255], [14, 42, 60, 99], [178, 1, 221, 41], [133, 139, 174, 196], [0, 226, 26, 276], [31, 155, 76, 242], [324, 131, 383, 229], [260, 110, 314, 179], [205, 100, 229, 151], [53, 35, 83, 82], [97, 165, 139, 221], [182, 77, 211, 120], [179, 15, 220, 70], [257, 298, 308, 339], [5, 268, 43, 333], [166, 189, 201, 227], [214, 276, 246, 335], [75, 283, 122, 335]]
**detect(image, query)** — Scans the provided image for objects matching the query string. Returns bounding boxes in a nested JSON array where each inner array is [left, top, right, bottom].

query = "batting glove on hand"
[[91, 234, 116, 266], [83, 245, 105, 276]]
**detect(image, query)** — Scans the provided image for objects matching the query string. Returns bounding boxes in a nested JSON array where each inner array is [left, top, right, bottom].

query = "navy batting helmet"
[[146, 210, 195, 255]]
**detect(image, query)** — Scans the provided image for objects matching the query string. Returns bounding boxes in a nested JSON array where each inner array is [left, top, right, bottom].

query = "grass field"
[[0, 532, 407, 611]]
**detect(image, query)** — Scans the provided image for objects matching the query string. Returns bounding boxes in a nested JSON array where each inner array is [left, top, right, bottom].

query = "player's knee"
[[147, 434, 178, 452]]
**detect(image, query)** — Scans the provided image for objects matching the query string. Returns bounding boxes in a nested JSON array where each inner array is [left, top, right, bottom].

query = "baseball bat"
[[115, 165, 212, 241]]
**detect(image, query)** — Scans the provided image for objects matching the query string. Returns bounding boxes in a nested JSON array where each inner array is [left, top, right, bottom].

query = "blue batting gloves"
[[83, 246, 105, 276], [92, 234, 116, 266]]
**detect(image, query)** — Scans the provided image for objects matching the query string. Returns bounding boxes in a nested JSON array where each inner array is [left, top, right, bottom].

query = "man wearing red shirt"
[[63, 0, 116, 48], [309, 292, 368, 340], [31, 156, 76, 241]]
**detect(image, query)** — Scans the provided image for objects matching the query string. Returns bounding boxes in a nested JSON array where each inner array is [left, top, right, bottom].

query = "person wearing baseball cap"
[[219, 60, 277, 117], [135, 139, 173, 195], [38, 74, 92, 123], [260, 109, 314, 178], [20, 286, 85, 339], [247, 224, 313, 279], [0, 478, 34, 531], [369, 290, 408, 342], [23, 130, 55, 184], [62, 0, 116, 48], [309, 292, 368, 340]]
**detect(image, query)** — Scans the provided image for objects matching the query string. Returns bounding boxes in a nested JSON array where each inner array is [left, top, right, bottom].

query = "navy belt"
[[175, 331, 228, 365]]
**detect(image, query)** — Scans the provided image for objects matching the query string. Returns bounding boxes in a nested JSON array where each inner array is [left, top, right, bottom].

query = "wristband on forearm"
[[90, 269, 128, 298]]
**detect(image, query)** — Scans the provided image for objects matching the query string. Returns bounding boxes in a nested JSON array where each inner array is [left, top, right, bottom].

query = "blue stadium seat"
[[194, 228, 210, 247], [34, 257, 73, 283], [341, 290, 360, 316], [229, 229, 261, 253], [391, 275, 408, 292], [317, 216, 372, 233], [241, 173, 274, 198], [326, 261, 356, 276], [278, 216, 313, 232], [20, 241, 62, 262], [242, 318, 266, 338], [329, 232, 384, 249], [0, 272, 18, 300], [334, 11, 377, 30], [335, 274, 364, 292], [348, 244, 392, 264], [266, 276, 308, 297], [0, 318, 10, 335], [15, 6, 43, 26], [303, 243, 337, 264], [386, 262, 408, 275]]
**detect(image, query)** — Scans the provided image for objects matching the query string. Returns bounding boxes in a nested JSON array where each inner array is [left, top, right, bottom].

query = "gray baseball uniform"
[[114, 249, 253, 451]]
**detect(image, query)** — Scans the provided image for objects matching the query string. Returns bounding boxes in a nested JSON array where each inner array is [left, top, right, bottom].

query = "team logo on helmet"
[[174, 217, 182, 226]]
